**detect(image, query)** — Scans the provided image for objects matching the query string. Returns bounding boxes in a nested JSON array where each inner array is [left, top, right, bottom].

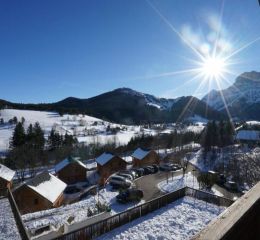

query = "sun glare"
[[201, 57, 226, 79]]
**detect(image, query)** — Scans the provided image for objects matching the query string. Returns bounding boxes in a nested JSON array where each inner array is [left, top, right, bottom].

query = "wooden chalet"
[[55, 156, 87, 184], [96, 152, 127, 185], [132, 148, 160, 167], [0, 164, 15, 194], [13, 171, 67, 214]]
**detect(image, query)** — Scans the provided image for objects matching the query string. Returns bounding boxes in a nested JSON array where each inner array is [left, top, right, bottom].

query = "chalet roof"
[[0, 164, 15, 182], [96, 152, 115, 166], [122, 156, 133, 163], [24, 171, 67, 204], [236, 130, 260, 141], [55, 156, 87, 173], [131, 148, 151, 160]]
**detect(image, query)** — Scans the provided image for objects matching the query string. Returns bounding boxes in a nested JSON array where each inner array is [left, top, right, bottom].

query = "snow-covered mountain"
[[0, 87, 222, 124], [202, 71, 260, 120], [117, 88, 179, 110]]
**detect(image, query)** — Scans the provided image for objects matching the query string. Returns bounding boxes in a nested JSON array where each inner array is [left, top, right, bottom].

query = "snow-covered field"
[[0, 109, 153, 152], [0, 109, 205, 154], [0, 198, 21, 240], [185, 124, 205, 133], [158, 172, 224, 197], [97, 196, 225, 240], [158, 142, 201, 158]]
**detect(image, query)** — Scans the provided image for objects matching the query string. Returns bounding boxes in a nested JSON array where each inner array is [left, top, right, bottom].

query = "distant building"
[[132, 148, 160, 167], [13, 171, 67, 214], [55, 156, 87, 184], [0, 164, 15, 193], [96, 152, 127, 185], [236, 130, 260, 143]]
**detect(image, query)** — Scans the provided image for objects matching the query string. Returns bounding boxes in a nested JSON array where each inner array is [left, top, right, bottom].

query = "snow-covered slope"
[[203, 71, 260, 111], [118, 88, 179, 110], [0, 109, 103, 152], [0, 109, 101, 130], [0, 109, 157, 153]]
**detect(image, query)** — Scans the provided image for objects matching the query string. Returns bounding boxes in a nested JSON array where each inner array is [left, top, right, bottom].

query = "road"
[[134, 165, 194, 201], [134, 164, 240, 201]]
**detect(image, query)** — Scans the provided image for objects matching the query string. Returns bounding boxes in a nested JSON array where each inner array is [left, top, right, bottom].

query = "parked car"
[[151, 164, 159, 173], [143, 166, 155, 175], [159, 163, 174, 171], [79, 185, 97, 200], [172, 164, 182, 171], [120, 170, 138, 179], [64, 186, 81, 194], [224, 181, 239, 191], [216, 174, 226, 185], [132, 168, 144, 177], [109, 175, 132, 188], [116, 189, 144, 203], [147, 166, 156, 173], [116, 173, 134, 181]]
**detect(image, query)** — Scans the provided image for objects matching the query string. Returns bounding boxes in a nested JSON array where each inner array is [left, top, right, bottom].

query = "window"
[[34, 198, 38, 205]]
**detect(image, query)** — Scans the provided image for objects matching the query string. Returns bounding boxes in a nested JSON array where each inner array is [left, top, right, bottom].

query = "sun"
[[201, 56, 226, 79]]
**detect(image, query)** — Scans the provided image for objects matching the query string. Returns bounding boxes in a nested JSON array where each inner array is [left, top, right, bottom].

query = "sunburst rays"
[[144, 0, 260, 122]]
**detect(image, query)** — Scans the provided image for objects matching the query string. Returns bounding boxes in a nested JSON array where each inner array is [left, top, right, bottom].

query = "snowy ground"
[[158, 142, 201, 158], [158, 172, 199, 193], [0, 109, 206, 154], [96, 196, 225, 240], [22, 185, 144, 235], [185, 124, 205, 134], [0, 109, 157, 153], [189, 146, 260, 188], [0, 198, 21, 240], [99, 186, 145, 215], [22, 193, 99, 233], [158, 172, 224, 197]]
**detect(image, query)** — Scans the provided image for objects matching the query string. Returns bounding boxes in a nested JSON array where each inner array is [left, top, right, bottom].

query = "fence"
[[0, 188, 7, 197], [54, 187, 233, 240], [185, 187, 234, 207], [7, 188, 30, 240]]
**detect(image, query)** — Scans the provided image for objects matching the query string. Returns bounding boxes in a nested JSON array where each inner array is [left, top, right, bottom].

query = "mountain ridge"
[[202, 71, 260, 120], [0, 88, 223, 124]]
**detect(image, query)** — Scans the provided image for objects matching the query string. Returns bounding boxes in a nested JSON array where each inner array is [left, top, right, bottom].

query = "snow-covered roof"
[[132, 148, 151, 160], [24, 171, 67, 204], [0, 164, 15, 182], [236, 130, 260, 141], [96, 152, 115, 166], [55, 156, 87, 173], [122, 156, 133, 163], [83, 159, 97, 169]]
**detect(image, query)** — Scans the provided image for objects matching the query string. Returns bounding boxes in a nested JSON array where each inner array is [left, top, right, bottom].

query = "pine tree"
[[21, 117, 25, 125], [10, 122, 26, 148], [63, 133, 76, 146], [26, 124, 34, 144], [33, 122, 45, 150], [219, 120, 225, 147], [13, 116, 18, 124], [224, 121, 235, 146], [48, 128, 63, 149]]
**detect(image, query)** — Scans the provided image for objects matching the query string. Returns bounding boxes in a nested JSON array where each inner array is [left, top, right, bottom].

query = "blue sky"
[[1, 0, 260, 103]]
